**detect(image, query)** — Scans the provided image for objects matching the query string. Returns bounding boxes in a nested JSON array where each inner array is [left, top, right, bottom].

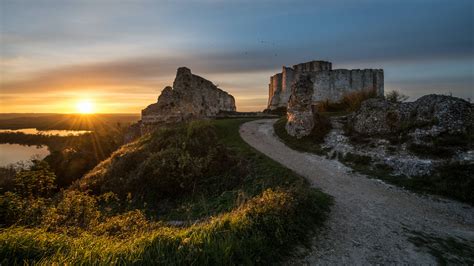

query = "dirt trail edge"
[[239, 119, 474, 264]]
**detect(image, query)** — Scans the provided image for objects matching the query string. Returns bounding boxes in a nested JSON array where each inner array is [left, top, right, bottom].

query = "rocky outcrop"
[[349, 94, 473, 138], [268, 60, 384, 110], [286, 75, 315, 138], [336, 94, 473, 177], [142, 67, 236, 124]]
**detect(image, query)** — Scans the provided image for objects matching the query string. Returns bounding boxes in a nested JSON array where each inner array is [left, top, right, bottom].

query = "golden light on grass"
[[76, 100, 94, 114]]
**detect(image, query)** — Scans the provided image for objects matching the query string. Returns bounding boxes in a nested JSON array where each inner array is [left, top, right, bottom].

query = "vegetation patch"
[[337, 157, 474, 204], [275, 117, 474, 204], [0, 122, 129, 188], [407, 230, 474, 264], [274, 117, 331, 155], [407, 143, 454, 159], [317, 88, 378, 113], [0, 119, 332, 264], [263, 106, 287, 116]]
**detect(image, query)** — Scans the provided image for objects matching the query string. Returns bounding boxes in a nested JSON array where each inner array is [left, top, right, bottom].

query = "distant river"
[[0, 128, 91, 136], [0, 144, 50, 167]]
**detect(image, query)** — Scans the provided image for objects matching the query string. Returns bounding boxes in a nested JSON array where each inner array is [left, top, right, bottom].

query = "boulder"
[[349, 94, 473, 138], [142, 67, 236, 124], [285, 75, 315, 138]]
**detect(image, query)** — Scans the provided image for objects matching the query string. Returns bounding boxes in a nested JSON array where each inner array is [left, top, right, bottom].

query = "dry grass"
[[317, 88, 378, 113]]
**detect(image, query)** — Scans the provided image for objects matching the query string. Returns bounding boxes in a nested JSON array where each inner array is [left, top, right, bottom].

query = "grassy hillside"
[[0, 119, 331, 264]]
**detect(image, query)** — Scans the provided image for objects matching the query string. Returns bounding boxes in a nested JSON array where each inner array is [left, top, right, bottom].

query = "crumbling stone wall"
[[286, 75, 315, 138], [267, 60, 384, 110], [268, 73, 282, 107], [142, 67, 236, 124]]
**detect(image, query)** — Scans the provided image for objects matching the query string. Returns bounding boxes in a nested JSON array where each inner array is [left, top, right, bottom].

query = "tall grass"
[[1, 119, 332, 264], [1, 188, 330, 265], [317, 88, 378, 113]]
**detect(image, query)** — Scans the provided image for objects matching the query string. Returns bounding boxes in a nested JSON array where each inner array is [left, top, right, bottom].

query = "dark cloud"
[[2, 40, 473, 96]]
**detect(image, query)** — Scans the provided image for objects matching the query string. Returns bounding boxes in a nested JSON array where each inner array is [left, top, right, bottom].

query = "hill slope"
[[1, 119, 331, 264]]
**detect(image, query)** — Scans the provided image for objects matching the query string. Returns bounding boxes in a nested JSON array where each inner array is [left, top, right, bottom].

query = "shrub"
[[0, 165, 17, 193], [93, 210, 150, 238], [274, 117, 329, 155], [0, 188, 331, 265], [42, 190, 101, 231], [311, 112, 333, 141], [0, 192, 50, 226], [14, 160, 56, 198], [408, 143, 454, 158], [0, 119, 333, 264], [263, 107, 287, 116], [317, 100, 347, 113], [342, 152, 372, 165], [80, 121, 241, 201], [317, 88, 378, 113], [341, 88, 378, 112], [385, 90, 408, 103]]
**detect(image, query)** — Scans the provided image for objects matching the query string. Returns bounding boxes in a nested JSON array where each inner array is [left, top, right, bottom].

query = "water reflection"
[[0, 128, 91, 136], [0, 144, 50, 167]]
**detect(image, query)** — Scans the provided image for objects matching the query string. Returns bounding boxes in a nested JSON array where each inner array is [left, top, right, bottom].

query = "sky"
[[1, 0, 473, 113]]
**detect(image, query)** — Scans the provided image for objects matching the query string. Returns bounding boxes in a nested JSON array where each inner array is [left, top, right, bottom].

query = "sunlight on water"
[[0, 128, 91, 136], [0, 144, 50, 167]]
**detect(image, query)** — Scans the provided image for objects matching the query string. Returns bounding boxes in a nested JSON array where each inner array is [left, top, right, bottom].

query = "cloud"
[[0, 50, 284, 94]]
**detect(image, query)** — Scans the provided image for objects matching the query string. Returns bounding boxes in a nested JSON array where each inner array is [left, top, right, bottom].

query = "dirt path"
[[240, 119, 474, 264]]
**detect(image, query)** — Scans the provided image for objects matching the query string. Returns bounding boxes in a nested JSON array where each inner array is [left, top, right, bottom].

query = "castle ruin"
[[267, 60, 384, 110], [142, 67, 236, 124]]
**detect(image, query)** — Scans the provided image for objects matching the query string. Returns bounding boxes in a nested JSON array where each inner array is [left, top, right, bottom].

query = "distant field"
[[0, 113, 140, 130]]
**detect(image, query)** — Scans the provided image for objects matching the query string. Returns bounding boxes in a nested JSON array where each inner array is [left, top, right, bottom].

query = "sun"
[[76, 100, 94, 114]]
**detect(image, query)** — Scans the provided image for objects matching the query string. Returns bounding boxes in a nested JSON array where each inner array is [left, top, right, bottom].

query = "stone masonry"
[[142, 67, 236, 124], [268, 60, 384, 110]]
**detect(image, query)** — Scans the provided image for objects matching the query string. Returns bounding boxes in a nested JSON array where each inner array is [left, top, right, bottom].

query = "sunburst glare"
[[76, 100, 94, 114]]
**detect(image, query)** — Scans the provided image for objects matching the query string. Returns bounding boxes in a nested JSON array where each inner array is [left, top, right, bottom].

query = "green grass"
[[0, 118, 332, 265], [273, 118, 329, 155]]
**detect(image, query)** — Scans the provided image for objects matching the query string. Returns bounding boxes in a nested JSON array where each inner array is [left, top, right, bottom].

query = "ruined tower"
[[267, 60, 384, 110]]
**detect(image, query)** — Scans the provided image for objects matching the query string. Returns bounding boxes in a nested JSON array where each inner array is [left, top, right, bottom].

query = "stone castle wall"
[[310, 69, 384, 102], [142, 67, 236, 124], [267, 60, 384, 110]]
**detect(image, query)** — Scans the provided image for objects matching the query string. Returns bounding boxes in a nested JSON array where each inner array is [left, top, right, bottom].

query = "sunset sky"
[[1, 0, 473, 113]]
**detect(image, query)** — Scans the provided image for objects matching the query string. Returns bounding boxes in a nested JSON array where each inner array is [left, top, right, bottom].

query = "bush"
[[407, 143, 454, 158], [341, 152, 372, 166], [0, 192, 50, 226], [263, 107, 287, 116], [317, 88, 378, 113], [0, 119, 332, 264], [79, 121, 241, 201], [311, 112, 333, 141], [93, 210, 150, 238], [0, 165, 17, 193], [0, 188, 331, 265], [274, 117, 330, 155], [385, 90, 408, 103], [42, 190, 101, 231], [14, 160, 56, 198], [0, 161, 56, 227]]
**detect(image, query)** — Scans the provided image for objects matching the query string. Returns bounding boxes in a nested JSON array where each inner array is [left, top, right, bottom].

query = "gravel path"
[[240, 119, 474, 264]]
